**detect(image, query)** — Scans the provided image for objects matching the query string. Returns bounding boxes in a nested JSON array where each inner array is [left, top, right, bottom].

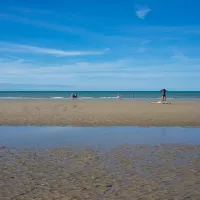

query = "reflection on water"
[[0, 126, 200, 148]]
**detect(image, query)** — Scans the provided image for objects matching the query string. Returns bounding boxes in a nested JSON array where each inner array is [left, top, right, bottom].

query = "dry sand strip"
[[0, 100, 200, 126]]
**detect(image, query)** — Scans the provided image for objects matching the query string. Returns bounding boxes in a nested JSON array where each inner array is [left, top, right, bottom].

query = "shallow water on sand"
[[1, 126, 200, 199], [0, 126, 200, 149]]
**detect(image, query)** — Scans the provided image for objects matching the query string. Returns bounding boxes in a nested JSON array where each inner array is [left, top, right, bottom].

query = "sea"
[[0, 91, 200, 100]]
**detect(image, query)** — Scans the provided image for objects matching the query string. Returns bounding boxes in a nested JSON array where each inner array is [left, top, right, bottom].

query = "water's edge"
[[1, 91, 200, 100]]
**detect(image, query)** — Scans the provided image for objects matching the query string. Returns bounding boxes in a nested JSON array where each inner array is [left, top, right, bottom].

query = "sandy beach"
[[1, 144, 200, 200], [0, 100, 200, 126]]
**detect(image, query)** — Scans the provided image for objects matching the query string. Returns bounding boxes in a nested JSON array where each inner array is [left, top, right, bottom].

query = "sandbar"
[[0, 100, 200, 126]]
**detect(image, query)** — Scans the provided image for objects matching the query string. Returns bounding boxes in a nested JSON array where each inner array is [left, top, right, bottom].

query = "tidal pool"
[[1, 126, 200, 200], [0, 126, 200, 149]]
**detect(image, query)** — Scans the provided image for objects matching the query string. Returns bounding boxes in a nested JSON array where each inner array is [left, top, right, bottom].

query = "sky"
[[1, 0, 200, 91]]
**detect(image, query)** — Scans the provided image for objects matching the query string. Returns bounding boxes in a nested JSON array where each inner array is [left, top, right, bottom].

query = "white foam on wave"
[[0, 96, 198, 100], [79, 97, 93, 99], [100, 96, 117, 99], [0, 97, 25, 99], [51, 97, 65, 99]]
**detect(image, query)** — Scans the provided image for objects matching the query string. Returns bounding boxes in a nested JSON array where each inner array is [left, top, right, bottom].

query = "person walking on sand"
[[161, 88, 167, 102]]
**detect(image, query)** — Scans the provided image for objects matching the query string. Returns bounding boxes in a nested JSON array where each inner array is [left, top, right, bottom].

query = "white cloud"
[[1, 58, 200, 85], [0, 42, 105, 56], [135, 5, 151, 19], [1, 56, 200, 90]]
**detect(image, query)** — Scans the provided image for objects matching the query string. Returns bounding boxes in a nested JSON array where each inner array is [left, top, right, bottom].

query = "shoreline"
[[0, 97, 200, 100], [0, 99, 200, 127], [1, 90, 200, 100]]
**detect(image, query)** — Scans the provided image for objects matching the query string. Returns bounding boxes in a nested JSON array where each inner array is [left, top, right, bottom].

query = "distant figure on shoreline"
[[117, 94, 122, 100], [132, 94, 134, 98], [150, 89, 171, 104], [161, 88, 167, 102], [71, 93, 77, 100]]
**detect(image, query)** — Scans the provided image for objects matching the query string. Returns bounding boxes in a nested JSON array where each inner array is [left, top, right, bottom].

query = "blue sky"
[[1, 0, 200, 91]]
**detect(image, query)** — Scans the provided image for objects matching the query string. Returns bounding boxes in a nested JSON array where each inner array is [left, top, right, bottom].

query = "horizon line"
[[1, 90, 200, 92]]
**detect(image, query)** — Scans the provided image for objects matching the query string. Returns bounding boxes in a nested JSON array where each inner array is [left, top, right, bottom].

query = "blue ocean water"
[[0, 91, 200, 99]]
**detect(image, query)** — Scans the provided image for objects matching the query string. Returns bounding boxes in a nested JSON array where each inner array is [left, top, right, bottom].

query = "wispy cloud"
[[0, 13, 80, 34], [137, 47, 146, 53], [7, 6, 53, 14], [0, 55, 25, 63], [0, 83, 75, 91], [0, 42, 105, 56], [136, 39, 151, 53], [0, 13, 108, 40], [1, 58, 199, 80], [1, 56, 200, 90], [171, 49, 189, 62], [140, 39, 151, 45], [135, 5, 151, 19], [104, 48, 111, 51], [115, 25, 200, 36]]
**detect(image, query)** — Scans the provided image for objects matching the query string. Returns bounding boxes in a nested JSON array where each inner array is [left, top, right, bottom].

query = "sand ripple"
[[1, 144, 200, 199]]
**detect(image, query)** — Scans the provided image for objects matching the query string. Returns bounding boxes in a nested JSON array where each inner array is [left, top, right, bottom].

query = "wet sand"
[[1, 144, 200, 200], [0, 100, 200, 126]]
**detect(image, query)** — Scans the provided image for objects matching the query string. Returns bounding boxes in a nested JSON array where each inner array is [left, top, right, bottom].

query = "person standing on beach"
[[161, 88, 167, 102], [71, 93, 77, 100]]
